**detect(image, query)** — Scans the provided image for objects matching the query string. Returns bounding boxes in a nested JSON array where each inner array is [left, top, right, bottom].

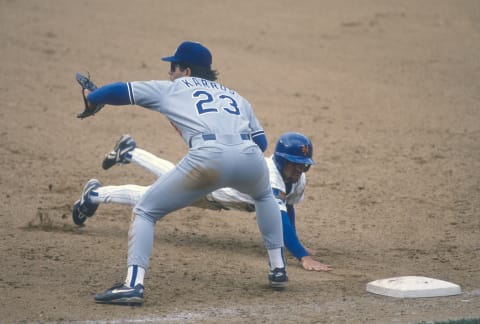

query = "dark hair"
[[176, 62, 218, 81]]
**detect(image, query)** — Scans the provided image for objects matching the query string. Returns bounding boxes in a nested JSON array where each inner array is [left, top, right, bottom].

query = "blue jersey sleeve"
[[251, 131, 267, 152], [286, 204, 296, 230], [87, 82, 131, 105], [281, 209, 308, 260]]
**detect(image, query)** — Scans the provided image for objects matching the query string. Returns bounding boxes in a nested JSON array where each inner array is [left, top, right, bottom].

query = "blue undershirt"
[[281, 206, 308, 260], [272, 187, 308, 260]]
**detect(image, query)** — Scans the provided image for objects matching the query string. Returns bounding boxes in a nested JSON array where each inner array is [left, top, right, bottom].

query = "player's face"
[[168, 63, 189, 81], [282, 161, 310, 183]]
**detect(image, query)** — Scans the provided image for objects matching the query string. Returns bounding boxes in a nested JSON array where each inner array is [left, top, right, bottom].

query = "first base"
[[366, 276, 461, 298]]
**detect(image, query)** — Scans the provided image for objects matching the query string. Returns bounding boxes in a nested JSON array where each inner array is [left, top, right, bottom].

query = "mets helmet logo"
[[301, 145, 310, 156]]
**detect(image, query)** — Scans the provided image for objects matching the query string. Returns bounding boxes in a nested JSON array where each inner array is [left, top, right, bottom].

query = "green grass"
[[418, 319, 480, 324]]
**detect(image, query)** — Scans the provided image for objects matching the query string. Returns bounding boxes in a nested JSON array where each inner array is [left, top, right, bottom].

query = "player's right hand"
[[300, 256, 332, 272]]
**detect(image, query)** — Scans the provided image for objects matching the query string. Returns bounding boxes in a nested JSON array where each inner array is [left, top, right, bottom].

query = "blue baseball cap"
[[162, 41, 212, 68]]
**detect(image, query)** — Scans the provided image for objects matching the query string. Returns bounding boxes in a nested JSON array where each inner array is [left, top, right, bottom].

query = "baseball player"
[[73, 132, 332, 272], [74, 41, 287, 305]]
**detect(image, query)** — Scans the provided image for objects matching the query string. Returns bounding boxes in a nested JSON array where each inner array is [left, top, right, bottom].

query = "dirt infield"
[[1, 1, 479, 323]]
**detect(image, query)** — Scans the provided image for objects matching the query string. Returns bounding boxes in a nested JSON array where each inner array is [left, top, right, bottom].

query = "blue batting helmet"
[[273, 132, 315, 172]]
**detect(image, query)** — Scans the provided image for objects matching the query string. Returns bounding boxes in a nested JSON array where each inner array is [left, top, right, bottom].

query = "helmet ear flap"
[[273, 154, 287, 173]]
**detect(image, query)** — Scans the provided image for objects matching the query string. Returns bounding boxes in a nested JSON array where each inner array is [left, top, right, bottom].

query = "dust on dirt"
[[1, 1, 479, 323]]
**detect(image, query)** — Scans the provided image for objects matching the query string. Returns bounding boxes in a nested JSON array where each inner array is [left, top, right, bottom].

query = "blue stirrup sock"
[[125, 265, 145, 287]]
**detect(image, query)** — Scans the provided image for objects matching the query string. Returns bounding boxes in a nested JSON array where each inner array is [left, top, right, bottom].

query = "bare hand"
[[300, 256, 332, 272]]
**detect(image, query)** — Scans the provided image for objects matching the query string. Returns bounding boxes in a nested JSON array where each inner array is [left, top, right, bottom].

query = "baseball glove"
[[75, 72, 105, 119]]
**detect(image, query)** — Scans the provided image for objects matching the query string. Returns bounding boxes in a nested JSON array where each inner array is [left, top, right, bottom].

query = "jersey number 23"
[[193, 90, 240, 116]]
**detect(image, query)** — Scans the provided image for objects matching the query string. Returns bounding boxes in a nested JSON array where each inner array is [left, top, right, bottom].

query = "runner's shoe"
[[94, 283, 144, 306], [268, 267, 288, 290], [102, 134, 136, 170], [72, 179, 101, 225]]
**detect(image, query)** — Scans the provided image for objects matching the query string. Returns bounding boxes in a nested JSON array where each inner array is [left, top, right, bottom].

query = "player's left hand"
[[75, 72, 105, 119], [300, 256, 332, 272]]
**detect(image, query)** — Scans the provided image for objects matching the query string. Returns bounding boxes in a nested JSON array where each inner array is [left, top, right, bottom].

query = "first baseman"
[[74, 41, 287, 305]]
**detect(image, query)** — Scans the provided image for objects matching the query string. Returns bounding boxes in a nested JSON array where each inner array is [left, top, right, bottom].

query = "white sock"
[[125, 265, 145, 287], [267, 248, 285, 269]]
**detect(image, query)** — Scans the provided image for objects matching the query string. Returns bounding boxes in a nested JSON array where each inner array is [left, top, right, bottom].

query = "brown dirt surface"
[[1, 1, 479, 323]]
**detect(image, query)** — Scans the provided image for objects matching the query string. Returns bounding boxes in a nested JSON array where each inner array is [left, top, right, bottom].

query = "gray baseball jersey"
[[125, 77, 283, 271], [129, 77, 263, 144]]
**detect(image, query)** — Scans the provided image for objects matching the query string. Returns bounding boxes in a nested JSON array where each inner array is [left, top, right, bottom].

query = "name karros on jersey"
[[180, 77, 236, 95]]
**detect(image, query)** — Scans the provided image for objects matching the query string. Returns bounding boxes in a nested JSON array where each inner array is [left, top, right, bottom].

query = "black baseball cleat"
[[94, 283, 144, 306], [102, 134, 137, 170], [268, 267, 288, 290], [72, 179, 101, 225]]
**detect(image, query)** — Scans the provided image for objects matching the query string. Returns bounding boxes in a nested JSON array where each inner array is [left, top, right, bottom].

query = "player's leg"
[[129, 148, 175, 178], [95, 155, 228, 304], [93, 182, 223, 213], [90, 184, 148, 206], [251, 190, 287, 289], [225, 144, 287, 289], [102, 134, 175, 178], [202, 188, 255, 211], [72, 180, 150, 225], [128, 163, 225, 267]]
